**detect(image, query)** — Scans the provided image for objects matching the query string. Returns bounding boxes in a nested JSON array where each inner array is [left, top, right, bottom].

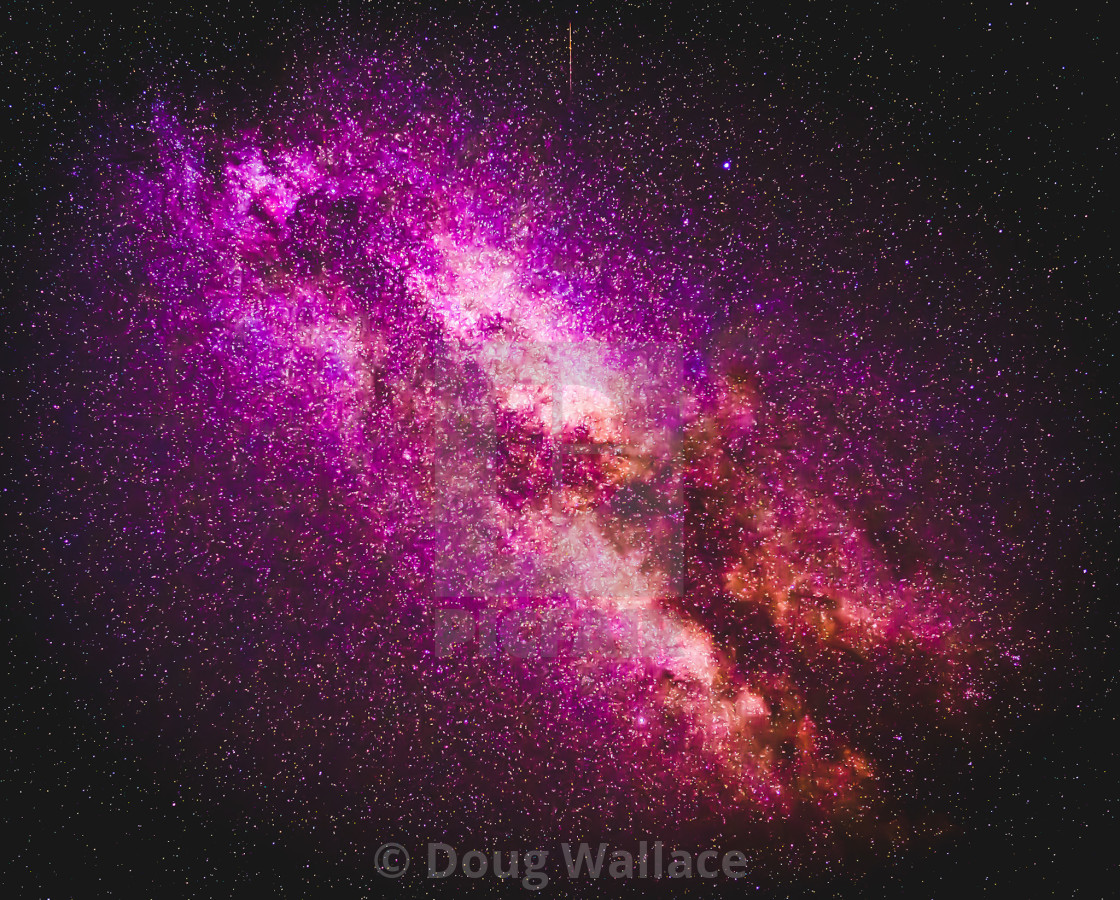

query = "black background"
[[2, 2, 1113, 896]]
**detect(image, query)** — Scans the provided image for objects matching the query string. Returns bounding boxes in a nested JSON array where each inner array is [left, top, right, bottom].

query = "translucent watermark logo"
[[373, 843, 410, 878], [374, 841, 752, 891], [431, 602, 691, 660], [430, 340, 686, 602], [374, 842, 752, 889]]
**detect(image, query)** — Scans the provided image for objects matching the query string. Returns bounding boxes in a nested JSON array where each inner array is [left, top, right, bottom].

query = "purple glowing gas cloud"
[[53, 47, 1036, 877]]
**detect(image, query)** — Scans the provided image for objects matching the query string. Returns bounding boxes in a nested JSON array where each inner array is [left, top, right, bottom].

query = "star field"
[[2, 3, 1111, 897]]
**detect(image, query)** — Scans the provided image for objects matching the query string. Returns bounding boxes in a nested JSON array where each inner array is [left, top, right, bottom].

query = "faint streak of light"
[[569, 22, 573, 96]]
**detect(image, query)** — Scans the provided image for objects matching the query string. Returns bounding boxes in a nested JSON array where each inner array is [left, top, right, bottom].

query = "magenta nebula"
[[34, 43, 1075, 887]]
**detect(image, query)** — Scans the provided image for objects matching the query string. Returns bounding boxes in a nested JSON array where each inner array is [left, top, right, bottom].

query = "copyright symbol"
[[374, 842, 410, 878]]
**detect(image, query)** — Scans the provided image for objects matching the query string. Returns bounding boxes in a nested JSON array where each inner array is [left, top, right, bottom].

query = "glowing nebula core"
[[47, 46, 1041, 879]]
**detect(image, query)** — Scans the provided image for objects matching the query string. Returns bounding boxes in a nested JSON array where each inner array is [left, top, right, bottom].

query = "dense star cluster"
[[5, 5, 1107, 896]]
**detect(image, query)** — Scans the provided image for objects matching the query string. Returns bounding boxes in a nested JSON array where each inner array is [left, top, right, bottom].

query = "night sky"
[[1, 3, 1113, 897]]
